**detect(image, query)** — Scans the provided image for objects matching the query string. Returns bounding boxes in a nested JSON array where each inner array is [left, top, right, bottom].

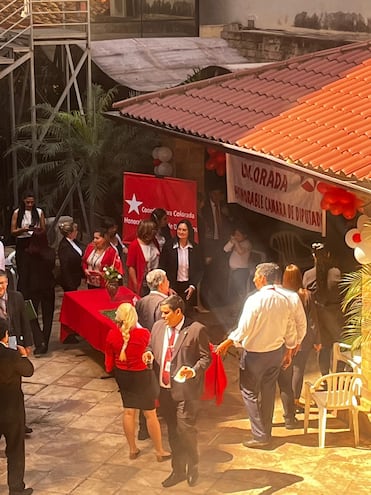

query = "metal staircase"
[[0, 0, 92, 205]]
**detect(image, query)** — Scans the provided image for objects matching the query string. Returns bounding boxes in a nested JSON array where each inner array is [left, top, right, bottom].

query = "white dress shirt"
[[159, 316, 185, 388], [229, 285, 297, 352]]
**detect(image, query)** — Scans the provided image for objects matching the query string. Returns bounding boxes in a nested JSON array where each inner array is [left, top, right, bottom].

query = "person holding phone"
[[0, 317, 34, 495], [10, 191, 46, 297]]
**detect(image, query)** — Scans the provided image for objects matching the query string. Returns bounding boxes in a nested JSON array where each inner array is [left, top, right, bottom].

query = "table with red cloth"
[[59, 287, 136, 353], [59, 287, 227, 404]]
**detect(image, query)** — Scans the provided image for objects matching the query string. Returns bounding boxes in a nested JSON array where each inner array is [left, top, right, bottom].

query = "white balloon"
[[152, 147, 161, 159], [157, 162, 173, 176], [345, 228, 361, 248], [357, 214, 370, 230], [157, 146, 173, 162], [153, 165, 160, 176], [354, 246, 371, 265]]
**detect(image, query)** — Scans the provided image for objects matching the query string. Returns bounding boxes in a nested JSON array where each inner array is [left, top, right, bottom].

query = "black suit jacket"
[[201, 200, 231, 256], [159, 239, 202, 288], [58, 237, 83, 291], [0, 344, 34, 423], [150, 318, 211, 401], [7, 290, 33, 347]]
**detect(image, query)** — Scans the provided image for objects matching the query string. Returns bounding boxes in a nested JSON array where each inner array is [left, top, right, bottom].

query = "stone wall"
[[220, 24, 369, 62]]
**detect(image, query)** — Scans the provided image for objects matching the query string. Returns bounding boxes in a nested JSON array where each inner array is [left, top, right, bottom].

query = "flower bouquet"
[[103, 265, 122, 300]]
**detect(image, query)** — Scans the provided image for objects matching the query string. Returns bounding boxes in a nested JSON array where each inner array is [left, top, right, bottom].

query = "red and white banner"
[[122, 172, 197, 243], [226, 155, 322, 232]]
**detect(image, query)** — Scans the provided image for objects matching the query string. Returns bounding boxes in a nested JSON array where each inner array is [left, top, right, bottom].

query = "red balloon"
[[323, 192, 338, 205], [339, 191, 354, 205], [215, 152, 226, 165], [216, 162, 226, 176], [207, 146, 218, 156], [205, 159, 216, 171], [320, 198, 331, 210], [330, 204, 343, 215], [355, 197, 364, 210], [153, 158, 161, 167], [343, 207, 357, 220], [317, 182, 331, 194]]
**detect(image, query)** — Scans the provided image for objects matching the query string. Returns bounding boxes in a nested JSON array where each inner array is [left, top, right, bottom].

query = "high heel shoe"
[[129, 449, 140, 460], [156, 453, 172, 462]]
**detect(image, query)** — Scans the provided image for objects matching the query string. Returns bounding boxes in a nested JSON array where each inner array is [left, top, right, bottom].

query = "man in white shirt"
[[217, 263, 297, 448]]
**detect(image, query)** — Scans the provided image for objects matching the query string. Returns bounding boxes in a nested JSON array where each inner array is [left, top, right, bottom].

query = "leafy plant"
[[340, 264, 371, 350]]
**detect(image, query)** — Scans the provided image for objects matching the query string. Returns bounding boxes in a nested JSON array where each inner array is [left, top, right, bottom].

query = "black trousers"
[[0, 417, 26, 493], [31, 288, 55, 347], [159, 388, 200, 474], [277, 364, 295, 420], [240, 347, 284, 442]]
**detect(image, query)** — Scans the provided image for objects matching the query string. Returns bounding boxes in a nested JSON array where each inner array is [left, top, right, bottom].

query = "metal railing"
[[0, 0, 31, 53]]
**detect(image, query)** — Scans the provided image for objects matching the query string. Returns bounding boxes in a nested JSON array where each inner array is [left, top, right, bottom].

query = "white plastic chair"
[[269, 231, 312, 268], [332, 342, 362, 373], [304, 372, 363, 448]]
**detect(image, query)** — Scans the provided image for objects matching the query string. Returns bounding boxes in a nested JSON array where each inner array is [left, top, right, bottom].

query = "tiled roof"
[[113, 41, 371, 187]]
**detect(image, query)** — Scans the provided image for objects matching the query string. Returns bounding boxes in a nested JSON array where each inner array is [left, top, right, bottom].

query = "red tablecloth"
[[59, 286, 136, 353], [60, 288, 227, 404]]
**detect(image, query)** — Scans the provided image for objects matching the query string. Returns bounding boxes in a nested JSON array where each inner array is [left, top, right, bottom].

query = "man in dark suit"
[[135, 269, 170, 331], [1, 269, 34, 435], [200, 188, 231, 307], [0, 317, 34, 495], [143, 295, 212, 488], [0, 270, 33, 354]]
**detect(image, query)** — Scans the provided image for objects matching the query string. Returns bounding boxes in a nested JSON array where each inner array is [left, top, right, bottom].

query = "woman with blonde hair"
[[105, 303, 171, 461]]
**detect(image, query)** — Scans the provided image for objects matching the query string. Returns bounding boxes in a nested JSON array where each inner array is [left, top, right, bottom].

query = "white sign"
[[226, 155, 323, 232]]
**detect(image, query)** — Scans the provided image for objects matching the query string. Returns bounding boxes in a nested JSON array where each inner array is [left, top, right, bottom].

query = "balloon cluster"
[[345, 215, 371, 264], [205, 147, 226, 176], [152, 146, 173, 176], [318, 182, 364, 220]]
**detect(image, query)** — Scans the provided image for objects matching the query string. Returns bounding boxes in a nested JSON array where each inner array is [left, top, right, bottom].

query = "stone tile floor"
[[1, 291, 370, 494]]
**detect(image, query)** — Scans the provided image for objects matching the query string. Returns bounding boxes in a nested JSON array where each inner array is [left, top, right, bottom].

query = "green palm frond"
[[340, 264, 371, 350]]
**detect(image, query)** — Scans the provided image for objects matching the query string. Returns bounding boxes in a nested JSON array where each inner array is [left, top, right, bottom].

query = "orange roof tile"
[[112, 41, 371, 189]]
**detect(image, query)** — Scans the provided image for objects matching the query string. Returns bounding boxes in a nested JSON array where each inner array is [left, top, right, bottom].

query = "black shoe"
[[187, 464, 199, 487], [25, 425, 33, 434], [10, 488, 33, 495], [285, 417, 300, 430], [34, 342, 47, 356], [162, 471, 187, 488], [137, 428, 150, 441], [242, 439, 270, 449]]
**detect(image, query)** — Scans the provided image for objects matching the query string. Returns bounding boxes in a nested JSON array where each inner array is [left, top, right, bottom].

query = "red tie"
[[162, 328, 176, 385]]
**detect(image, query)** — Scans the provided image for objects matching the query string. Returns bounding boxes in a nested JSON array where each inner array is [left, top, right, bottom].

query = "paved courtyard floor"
[[1, 291, 370, 495]]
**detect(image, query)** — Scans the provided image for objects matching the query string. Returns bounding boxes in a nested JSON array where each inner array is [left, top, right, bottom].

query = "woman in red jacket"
[[82, 228, 123, 288], [126, 220, 160, 296], [105, 303, 171, 461]]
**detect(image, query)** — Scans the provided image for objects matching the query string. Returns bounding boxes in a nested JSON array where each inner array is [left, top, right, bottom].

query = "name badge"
[[164, 361, 171, 372]]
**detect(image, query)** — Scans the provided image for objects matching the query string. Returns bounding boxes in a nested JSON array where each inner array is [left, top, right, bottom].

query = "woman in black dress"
[[57, 221, 83, 292]]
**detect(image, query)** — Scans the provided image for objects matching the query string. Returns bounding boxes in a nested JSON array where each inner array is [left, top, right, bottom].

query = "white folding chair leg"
[[303, 387, 311, 434], [352, 408, 360, 447], [318, 406, 327, 448]]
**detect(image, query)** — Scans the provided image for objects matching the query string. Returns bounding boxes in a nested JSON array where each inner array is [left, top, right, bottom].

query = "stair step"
[[0, 56, 14, 64]]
